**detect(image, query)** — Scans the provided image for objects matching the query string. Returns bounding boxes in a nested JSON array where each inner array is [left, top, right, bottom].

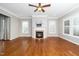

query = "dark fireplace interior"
[[36, 31, 43, 38]]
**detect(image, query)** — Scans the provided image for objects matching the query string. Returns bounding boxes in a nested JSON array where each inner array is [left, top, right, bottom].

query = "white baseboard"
[[48, 35, 59, 37], [59, 36, 79, 45], [19, 35, 31, 37]]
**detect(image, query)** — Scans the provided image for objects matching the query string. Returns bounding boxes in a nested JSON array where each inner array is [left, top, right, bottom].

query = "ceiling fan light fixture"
[[38, 7, 42, 12]]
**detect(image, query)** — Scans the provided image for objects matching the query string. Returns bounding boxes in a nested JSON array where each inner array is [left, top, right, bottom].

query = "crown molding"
[[19, 16, 59, 20], [20, 16, 32, 19], [47, 17, 59, 20]]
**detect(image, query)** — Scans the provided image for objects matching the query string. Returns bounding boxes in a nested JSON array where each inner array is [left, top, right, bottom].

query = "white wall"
[[18, 18, 32, 37], [48, 19, 58, 37], [10, 17, 20, 40], [58, 6, 79, 45], [18, 17, 59, 38]]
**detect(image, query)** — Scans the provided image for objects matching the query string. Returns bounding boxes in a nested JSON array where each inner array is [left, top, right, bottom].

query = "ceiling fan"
[[29, 3, 51, 12]]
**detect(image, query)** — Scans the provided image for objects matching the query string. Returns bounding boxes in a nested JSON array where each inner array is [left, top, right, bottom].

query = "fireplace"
[[32, 15, 48, 39], [36, 31, 43, 38]]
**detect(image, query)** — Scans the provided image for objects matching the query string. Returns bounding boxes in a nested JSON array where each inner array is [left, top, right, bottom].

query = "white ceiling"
[[0, 3, 78, 19]]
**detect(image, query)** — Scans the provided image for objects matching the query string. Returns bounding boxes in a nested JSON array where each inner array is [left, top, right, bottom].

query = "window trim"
[[63, 18, 79, 38], [22, 21, 29, 34], [63, 19, 70, 35]]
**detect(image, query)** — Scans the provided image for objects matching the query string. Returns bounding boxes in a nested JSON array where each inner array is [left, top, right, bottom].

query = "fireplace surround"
[[32, 15, 47, 39]]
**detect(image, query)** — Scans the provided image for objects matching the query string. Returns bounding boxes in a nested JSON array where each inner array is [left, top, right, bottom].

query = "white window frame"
[[73, 18, 79, 37], [63, 18, 79, 38], [22, 21, 29, 34], [48, 20, 57, 35], [63, 19, 70, 35]]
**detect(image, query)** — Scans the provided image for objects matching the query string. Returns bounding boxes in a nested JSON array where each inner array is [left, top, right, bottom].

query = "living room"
[[0, 0, 79, 56]]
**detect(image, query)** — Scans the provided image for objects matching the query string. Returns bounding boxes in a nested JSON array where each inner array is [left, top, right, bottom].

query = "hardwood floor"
[[0, 37, 79, 56]]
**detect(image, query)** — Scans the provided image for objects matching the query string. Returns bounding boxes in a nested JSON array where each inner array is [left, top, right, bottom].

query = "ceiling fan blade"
[[42, 4, 51, 7], [41, 9, 45, 12], [34, 9, 38, 12], [39, 3, 41, 7], [29, 4, 37, 7]]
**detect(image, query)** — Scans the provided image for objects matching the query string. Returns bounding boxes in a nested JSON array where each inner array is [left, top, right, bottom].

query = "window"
[[73, 27, 79, 36], [63, 18, 79, 37], [73, 18, 79, 36], [49, 20, 56, 34], [22, 21, 29, 33], [64, 20, 70, 34]]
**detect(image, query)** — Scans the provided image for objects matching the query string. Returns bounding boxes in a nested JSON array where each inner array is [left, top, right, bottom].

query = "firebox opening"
[[36, 31, 43, 38]]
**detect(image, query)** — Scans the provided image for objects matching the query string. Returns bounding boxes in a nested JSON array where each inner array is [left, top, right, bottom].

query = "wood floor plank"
[[0, 37, 79, 56]]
